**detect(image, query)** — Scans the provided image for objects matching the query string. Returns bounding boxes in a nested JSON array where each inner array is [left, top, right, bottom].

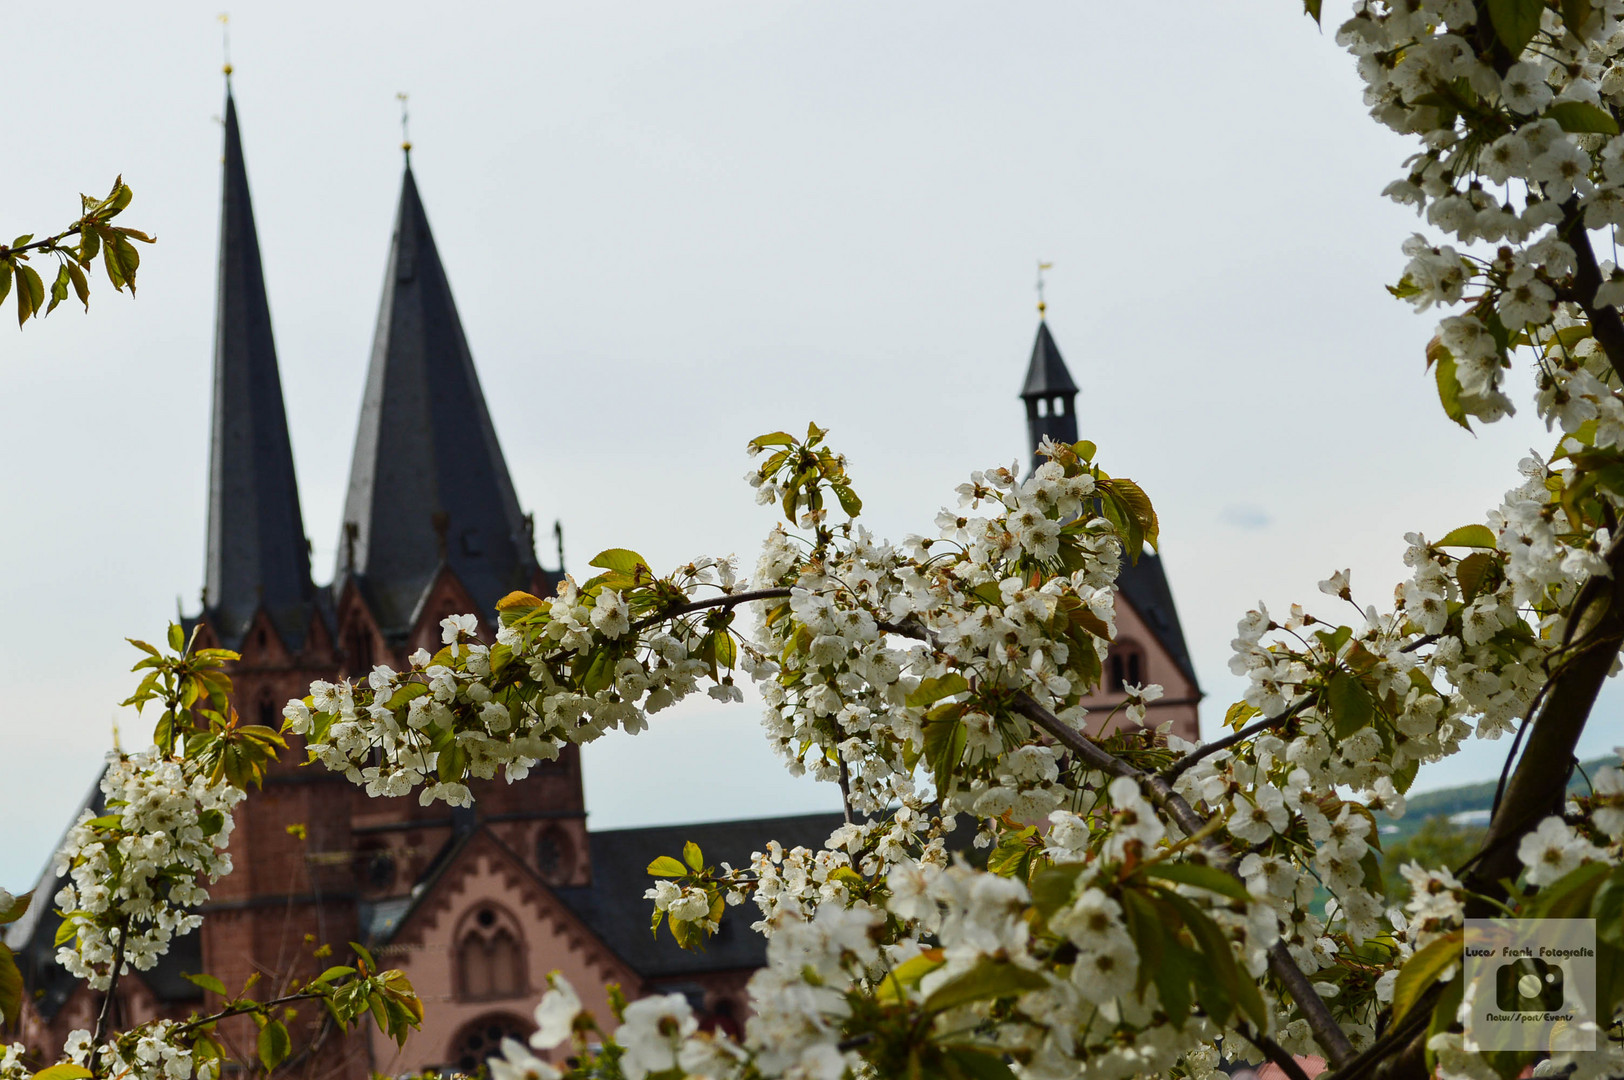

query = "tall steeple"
[[337, 160, 541, 638], [204, 87, 314, 648]]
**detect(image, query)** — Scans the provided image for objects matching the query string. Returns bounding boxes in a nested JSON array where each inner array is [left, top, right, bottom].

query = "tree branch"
[[628, 587, 792, 634], [1162, 704, 1306, 783]]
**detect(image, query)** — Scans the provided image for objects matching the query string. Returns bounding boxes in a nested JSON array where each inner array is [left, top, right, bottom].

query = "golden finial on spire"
[[397, 92, 412, 155], [219, 13, 233, 77], [1036, 260, 1053, 319]]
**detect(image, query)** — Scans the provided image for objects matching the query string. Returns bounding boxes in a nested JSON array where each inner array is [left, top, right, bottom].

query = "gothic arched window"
[[454, 905, 528, 1001], [1106, 641, 1145, 693]]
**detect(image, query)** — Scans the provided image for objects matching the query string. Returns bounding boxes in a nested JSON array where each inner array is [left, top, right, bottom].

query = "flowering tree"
[[1, 634, 424, 1080], [12, 2, 1624, 1079]]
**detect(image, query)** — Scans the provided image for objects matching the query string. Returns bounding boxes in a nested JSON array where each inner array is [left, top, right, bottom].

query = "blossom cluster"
[[52, 750, 242, 989]]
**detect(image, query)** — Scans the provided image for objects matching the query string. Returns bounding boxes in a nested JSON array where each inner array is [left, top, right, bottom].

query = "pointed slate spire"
[[1017, 319, 1200, 694], [1020, 321, 1080, 467], [337, 161, 540, 637], [204, 88, 314, 648]]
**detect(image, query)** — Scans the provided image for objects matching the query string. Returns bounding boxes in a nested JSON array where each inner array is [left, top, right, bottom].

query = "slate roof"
[[336, 162, 542, 639], [554, 813, 846, 979], [1019, 321, 1078, 398], [203, 89, 315, 651]]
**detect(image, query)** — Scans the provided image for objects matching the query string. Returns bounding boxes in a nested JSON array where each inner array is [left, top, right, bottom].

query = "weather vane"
[[219, 13, 232, 77], [397, 92, 412, 155], [1036, 260, 1053, 318]]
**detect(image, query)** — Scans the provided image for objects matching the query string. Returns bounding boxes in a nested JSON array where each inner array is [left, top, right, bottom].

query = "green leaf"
[[66, 261, 89, 310], [350, 941, 377, 971], [1327, 670, 1376, 739], [832, 483, 862, 518], [1456, 551, 1498, 603], [1436, 524, 1498, 549], [168, 623, 186, 652], [1393, 930, 1462, 1023], [1158, 890, 1267, 1031], [1433, 349, 1473, 431], [921, 956, 1049, 1014], [437, 741, 467, 784], [1562, 0, 1596, 35], [311, 964, 356, 985], [748, 431, 798, 452], [1141, 861, 1251, 903], [588, 548, 652, 578], [923, 706, 968, 796], [1302, 0, 1323, 22], [16, 263, 44, 327], [0, 262, 11, 307], [198, 808, 226, 837], [1525, 859, 1611, 918], [941, 1047, 1019, 1080], [258, 1018, 291, 1071], [908, 672, 969, 709], [385, 682, 429, 710], [1547, 100, 1619, 135], [0, 889, 32, 925], [647, 855, 689, 877], [45, 263, 70, 315], [0, 944, 20, 1026], [1029, 863, 1088, 919], [33, 1066, 94, 1080], [183, 971, 229, 996], [683, 841, 704, 872], [1593, 867, 1624, 949], [1426, 972, 1466, 1075], [1488, 0, 1545, 56]]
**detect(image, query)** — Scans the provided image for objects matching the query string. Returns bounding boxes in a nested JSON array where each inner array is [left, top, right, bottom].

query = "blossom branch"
[[1007, 691, 1357, 1068], [1161, 703, 1307, 784]]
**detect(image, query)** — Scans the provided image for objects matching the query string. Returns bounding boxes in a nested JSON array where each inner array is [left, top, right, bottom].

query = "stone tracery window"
[[455, 904, 528, 1001]]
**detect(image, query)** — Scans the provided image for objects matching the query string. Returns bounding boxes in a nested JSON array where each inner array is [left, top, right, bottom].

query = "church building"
[[3, 89, 1198, 1076]]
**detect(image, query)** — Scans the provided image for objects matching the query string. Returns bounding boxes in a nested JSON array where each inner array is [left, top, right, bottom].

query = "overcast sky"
[[3, 1, 1619, 891]]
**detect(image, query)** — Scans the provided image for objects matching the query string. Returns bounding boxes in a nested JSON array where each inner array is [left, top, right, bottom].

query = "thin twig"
[[1236, 1022, 1314, 1080], [1162, 704, 1306, 783], [89, 919, 130, 1072], [628, 587, 792, 634]]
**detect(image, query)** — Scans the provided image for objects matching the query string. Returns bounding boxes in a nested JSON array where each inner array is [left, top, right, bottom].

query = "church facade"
[[4, 91, 1199, 1077]]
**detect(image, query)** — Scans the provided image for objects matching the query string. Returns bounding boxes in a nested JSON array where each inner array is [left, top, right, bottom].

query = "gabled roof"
[[554, 813, 847, 979], [1019, 321, 1078, 398], [336, 163, 540, 638], [203, 88, 315, 650]]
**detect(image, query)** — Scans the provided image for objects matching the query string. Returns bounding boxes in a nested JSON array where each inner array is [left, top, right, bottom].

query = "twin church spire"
[[201, 89, 544, 649]]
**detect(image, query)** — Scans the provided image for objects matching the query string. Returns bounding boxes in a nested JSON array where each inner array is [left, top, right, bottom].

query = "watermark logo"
[[1463, 918, 1597, 1052]]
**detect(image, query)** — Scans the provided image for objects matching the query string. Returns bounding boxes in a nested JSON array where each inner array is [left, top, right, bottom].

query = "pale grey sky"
[[3, 1, 1618, 890]]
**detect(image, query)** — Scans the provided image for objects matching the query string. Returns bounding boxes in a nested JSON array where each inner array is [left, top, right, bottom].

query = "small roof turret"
[[1020, 321, 1079, 399]]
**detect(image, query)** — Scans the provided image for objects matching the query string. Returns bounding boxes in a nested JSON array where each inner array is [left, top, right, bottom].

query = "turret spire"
[[337, 161, 541, 638], [203, 88, 314, 648], [1019, 320, 1079, 469]]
